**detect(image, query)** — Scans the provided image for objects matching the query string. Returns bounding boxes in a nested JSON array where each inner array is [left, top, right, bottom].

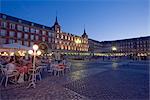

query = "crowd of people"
[[0, 51, 70, 86]]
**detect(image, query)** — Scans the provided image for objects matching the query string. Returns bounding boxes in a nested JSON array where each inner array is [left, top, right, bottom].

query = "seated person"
[[5, 59, 16, 74]]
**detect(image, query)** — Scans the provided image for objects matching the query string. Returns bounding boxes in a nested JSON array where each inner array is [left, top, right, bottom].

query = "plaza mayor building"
[[0, 13, 89, 54], [89, 36, 150, 60]]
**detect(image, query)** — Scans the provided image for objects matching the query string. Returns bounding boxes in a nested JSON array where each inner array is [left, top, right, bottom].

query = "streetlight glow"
[[37, 50, 41, 56], [33, 44, 39, 50], [28, 50, 33, 55], [112, 46, 117, 51]]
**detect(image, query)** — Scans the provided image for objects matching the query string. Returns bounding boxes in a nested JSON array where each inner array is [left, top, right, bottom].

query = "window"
[[24, 34, 28, 39], [30, 42, 34, 46], [42, 31, 46, 35], [42, 37, 45, 41], [35, 35, 39, 40], [17, 40, 22, 45], [9, 23, 15, 29], [48, 38, 51, 42], [24, 41, 29, 46], [9, 39, 15, 43], [17, 25, 23, 31], [1, 21, 7, 28], [48, 32, 52, 37], [9, 31, 15, 37], [24, 27, 29, 32], [57, 45, 60, 49], [17, 32, 22, 39], [0, 38, 6, 44], [68, 36, 70, 40], [31, 28, 35, 33], [31, 35, 34, 40], [61, 35, 63, 39], [0, 29, 6, 36], [36, 29, 39, 34], [65, 35, 67, 39]]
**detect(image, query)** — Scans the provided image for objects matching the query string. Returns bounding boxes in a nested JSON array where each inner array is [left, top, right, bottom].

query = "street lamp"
[[75, 38, 81, 57], [27, 44, 41, 88], [112, 46, 117, 60]]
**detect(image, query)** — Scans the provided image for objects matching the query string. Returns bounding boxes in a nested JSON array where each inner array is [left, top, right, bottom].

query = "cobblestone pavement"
[[0, 60, 149, 100]]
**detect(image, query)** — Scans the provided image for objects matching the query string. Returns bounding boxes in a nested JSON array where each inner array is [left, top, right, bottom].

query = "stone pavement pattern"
[[0, 60, 149, 100]]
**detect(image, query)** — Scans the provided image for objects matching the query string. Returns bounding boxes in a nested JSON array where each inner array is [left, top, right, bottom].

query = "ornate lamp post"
[[27, 44, 41, 88]]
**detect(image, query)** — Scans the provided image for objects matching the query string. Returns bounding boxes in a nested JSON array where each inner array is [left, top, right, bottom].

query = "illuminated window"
[[57, 34, 59, 38], [61, 45, 64, 49], [61, 35, 63, 39], [65, 35, 67, 39]]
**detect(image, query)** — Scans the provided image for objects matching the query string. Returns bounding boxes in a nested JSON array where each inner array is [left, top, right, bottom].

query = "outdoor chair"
[[53, 64, 65, 76], [0, 68, 19, 87], [28, 66, 42, 82]]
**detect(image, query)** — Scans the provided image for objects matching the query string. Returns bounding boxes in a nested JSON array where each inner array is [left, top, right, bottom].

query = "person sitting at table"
[[5, 59, 16, 74]]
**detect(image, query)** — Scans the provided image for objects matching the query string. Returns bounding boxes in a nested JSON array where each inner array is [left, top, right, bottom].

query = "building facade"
[[88, 36, 150, 60], [88, 39, 102, 53], [0, 13, 89, 53]]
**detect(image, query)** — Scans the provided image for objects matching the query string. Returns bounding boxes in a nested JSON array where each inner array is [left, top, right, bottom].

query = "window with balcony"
[[17, 25, 23, 31], [0, 29, 6, 36], [9, 23, 15, 29], [1, 21, 7, 28], [24, 27, 29, 32]]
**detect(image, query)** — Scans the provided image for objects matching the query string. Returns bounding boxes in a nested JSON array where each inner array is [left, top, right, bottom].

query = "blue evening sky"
[[0, 0, 149, 41]]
